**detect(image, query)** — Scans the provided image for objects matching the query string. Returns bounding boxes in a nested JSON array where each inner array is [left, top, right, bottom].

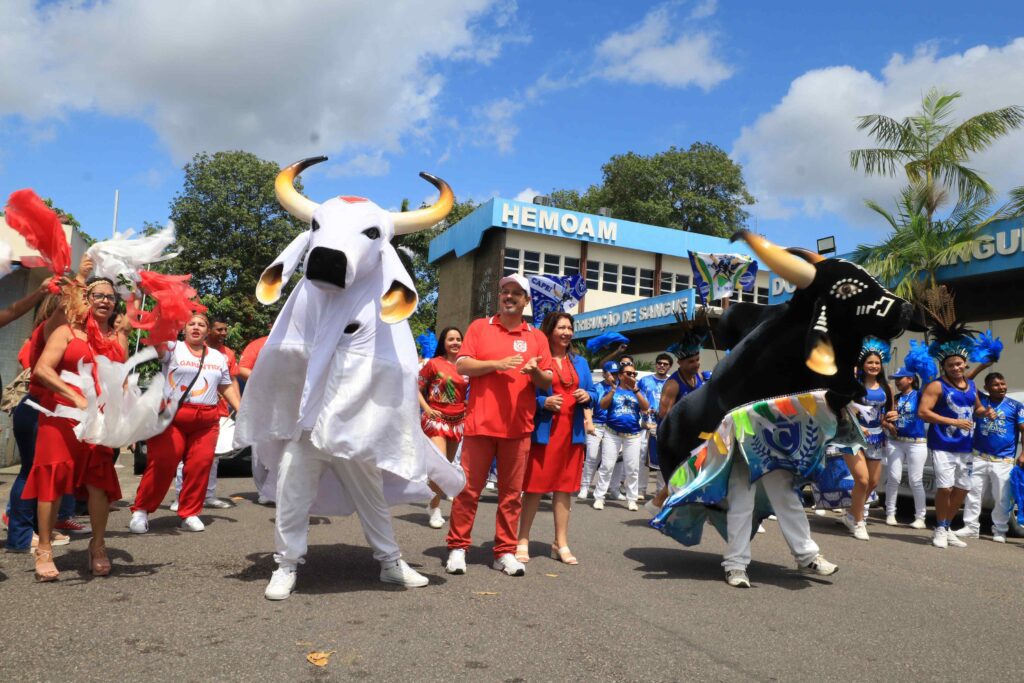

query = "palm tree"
[[850, 88, 1024, 217]]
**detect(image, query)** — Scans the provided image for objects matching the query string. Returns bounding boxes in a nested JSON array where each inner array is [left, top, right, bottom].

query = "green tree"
[[550, 142, 755, 237], [164, 151, 308, 347]]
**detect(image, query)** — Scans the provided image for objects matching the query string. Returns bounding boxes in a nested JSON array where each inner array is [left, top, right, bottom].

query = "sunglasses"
[[623, 371, 638, 377], [655, 361, 671, 366], [90, 293, 116, 302]]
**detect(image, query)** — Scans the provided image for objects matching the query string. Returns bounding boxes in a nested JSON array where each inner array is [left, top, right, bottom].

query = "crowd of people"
[[2, 261, 1022, 590]]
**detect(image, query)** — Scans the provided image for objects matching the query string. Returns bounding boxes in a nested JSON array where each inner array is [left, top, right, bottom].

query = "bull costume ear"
[[380, 242, 418, 324], [805, 299, 837, 375], [256, 230, 312, 305]]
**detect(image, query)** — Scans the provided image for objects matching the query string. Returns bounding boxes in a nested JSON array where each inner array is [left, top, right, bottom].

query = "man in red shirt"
[[238, 335, 268, 382], [446, 275, 553, 576]]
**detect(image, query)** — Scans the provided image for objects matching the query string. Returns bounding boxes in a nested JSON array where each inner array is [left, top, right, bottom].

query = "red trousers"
[[133, 404, 219, 518], [446, 434, 529, 558]]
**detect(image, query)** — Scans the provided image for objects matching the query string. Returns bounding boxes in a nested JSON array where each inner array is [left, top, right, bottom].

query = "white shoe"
[[814, 508, 828, 516], [909, 518, 927, 529], [592, 498, 605, 510], [380, 559, 429, 587], [840, 512, 857, 533], [204, 497, 233, 509], [264, 567, 297, 600], [485, 481, 496, 491], [256, 494, 275, 506], [169, 499, 179, 512], [992, 534, 1007, 543], [953, 527, 978, 538], [946, 530, 967, 548], [577, 489, 588, 501], [756, 523, 766, 534], [492, 553, 526, 576], [853, 521, 870, 541], [627, 500, 639, 512], [128, 510, 149, 534], [767, 514, 777, 521], [180, 515, 205, 532], [644, 500, 661, 518], [428, 506, 445, 529], [725, 569, 750, 588], [445, 549, 466, 575], [885, 514, 898, 526], [611, 492, 626, 501], [798, 554, 839, 576], [932, 527, 948, 549]]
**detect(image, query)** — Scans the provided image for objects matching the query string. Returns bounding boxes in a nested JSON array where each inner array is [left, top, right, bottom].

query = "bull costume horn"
[[731, 230, 816, 289], [275, 156, 327, 223], [391, 172, 455, 235]]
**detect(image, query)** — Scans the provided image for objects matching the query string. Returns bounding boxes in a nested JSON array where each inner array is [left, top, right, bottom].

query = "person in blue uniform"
[[578, 361, 617, 500], [592, 364, 649, 510], [637, 353, 673, 496], [883, 367, 929, 529]]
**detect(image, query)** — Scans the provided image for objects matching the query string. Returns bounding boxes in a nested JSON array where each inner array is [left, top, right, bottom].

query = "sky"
[[2, 0, 1024, 254]]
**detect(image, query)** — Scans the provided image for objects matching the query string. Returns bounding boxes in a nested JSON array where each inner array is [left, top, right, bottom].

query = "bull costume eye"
[[311, 219, 321, 232], [362, 227, 381, 240], [830, 278, 865, 300]]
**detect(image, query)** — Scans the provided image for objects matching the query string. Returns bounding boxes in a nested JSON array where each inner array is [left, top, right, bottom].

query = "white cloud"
[[688, 0, 718, 20], [595, 6, 733, 90], [733, 39, 1024, 231], [474, 97, 522, 154], [326, 152, 391, 178], [0, 0, 512, 163], [514, 187, 540, 202]]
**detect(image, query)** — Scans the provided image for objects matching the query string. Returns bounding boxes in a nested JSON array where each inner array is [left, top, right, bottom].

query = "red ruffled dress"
[[23, 323, 126, 503], [418, 357, 469, 442], [523, 358, 585, 494]]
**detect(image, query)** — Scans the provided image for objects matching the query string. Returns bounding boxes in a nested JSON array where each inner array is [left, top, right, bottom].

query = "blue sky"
[[2, 0, 1023, 253]]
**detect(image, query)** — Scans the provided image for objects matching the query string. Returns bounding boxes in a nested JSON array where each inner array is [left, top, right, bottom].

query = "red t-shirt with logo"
[[459, 315, 552, 439], [239, 336, 268, 371]]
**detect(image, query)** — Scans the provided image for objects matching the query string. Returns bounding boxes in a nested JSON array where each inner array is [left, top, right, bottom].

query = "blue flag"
[[688, 251, 758, 304], [528, 274, 587, 326]]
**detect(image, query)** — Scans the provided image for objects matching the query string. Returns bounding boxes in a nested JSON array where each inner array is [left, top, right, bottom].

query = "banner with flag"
[[528, 274, 587, 326], [687, 251, 758, 304]]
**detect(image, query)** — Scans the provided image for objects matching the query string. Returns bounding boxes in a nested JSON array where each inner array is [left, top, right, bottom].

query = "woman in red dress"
[[517, 312, 598, 565], [417, 327, 468, 529], [24, 277, 127, 581]]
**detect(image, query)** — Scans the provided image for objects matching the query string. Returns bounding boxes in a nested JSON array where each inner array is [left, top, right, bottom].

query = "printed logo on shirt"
[[513, 339, 528, 353]]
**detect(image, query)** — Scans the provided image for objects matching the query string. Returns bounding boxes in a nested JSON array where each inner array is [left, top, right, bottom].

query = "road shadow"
[[226, 543, 447, 594], [44, 546, 170, 582], [422, 541, 495, 567], [623, 546, 831, 591], [807, 516, 933, 546]]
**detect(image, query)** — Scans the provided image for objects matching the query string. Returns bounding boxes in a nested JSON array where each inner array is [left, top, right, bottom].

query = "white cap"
[[498, 274, 531, 296]]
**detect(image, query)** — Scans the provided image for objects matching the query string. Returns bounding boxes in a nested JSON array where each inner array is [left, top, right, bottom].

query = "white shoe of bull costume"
[[233, 157, 465, 585]]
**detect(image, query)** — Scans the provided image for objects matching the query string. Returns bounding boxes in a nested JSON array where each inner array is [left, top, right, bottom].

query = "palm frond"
[[849, 147, 909, 177], [1005, 185, 1024, 218], [934, 106, 1024, 159], [1016, 318, 1024, 344]]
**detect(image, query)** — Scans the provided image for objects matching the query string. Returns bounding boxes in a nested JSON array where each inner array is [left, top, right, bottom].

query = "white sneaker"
[[756, 523, 766, 534], [611, 492, 626, 501], [644, 500, 661, 518], [492, 553, 526, 577], [840, 512, 857, 533], [799, 554, 839, 576], [380, 559, 429, 587], [592, 498, 605, 510], [204, 497, 233, 509], [627, 500, 639, 512], [946, 530, 967, 548], [953, 527, 978, 538], [577, 489, 588, 501], [428, 506, 445, 529], [992, 534, 1007, 543], [445, 549, 466, 575], [932, 527, 948, 549], [128, 510, 149, 534], [725, 569, 750, 588], [814, 508, 828, 516], [169, 499, 179, 512], [180, 515, 205, 532], [767, 514, 778, 521], [485, 481, 496, 491], [853, 521, 870, 541], [909, 518, 927, 529], [256, 494, 275, 506], [885, 514, 898, 526], [264, 567, 297, 600]]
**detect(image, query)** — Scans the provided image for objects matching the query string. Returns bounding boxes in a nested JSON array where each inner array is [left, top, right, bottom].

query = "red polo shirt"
[[240, 336, 268, 371], [459, 315, 552, 439], [208, 341, 238, 416]]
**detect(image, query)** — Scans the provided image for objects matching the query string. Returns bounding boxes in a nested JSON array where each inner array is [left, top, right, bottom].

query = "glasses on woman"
[[623, 371, 638, 378], [90, 293, 116, 302]]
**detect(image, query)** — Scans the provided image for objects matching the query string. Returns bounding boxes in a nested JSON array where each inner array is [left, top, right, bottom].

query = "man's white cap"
[[498, 274, 531, 296]]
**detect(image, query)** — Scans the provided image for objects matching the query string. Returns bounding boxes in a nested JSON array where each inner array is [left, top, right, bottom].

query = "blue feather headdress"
[[667, 330, 706, 359], [904, 339, 938, 385], [415, 330, 438, 359], [917, 285, 977, 366], [968, 329, 1003, 363], [859, 336, 891, 363]]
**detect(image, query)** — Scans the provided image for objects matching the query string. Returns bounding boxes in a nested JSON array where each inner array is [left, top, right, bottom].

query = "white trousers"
[[580, 424, 606, 493], [274, 439, 401, 569], [885, 440, 928, 519], [175, 457, 217, 500], [962, 457, 1014, 535], [594, 429, 642, 502], [722, 460, 820, 572]]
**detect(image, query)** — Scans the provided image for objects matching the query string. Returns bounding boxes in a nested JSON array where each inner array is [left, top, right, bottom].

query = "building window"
[[601, 263, 619, 293], [586, 261, 600, 291], [757, 287, 769, 305], [639, 268, 654, 297], [523, 250, 540, 275], [621, 265, 636, 295], [676, 273, 690, 291], [564, 257, 580, 277], [660, 271, 676, 293], [503, 248, 520, 276], [543, 254, 561, 276]]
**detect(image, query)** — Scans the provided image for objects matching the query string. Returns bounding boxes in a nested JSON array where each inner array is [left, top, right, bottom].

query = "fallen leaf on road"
[[545, 573, 558, 578], [307, 650, 336, 667], [472, 591, 499, 596], [230, 496, 244, 501]]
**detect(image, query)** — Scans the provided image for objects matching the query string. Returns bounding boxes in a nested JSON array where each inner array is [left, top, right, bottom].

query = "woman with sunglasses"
[[24, 277, 127, 581], [516, 312, 597, 564], [592, 362, 650, 511]]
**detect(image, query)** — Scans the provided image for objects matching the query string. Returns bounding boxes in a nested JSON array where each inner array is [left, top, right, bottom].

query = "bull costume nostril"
[[306, 247, 348, 289]]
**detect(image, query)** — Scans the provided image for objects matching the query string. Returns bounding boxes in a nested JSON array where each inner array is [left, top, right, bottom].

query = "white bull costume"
[[234, 157, 465, 596]]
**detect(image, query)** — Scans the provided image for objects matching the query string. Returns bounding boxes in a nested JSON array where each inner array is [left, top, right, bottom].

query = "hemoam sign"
[[573, 289, 696, 338], [499, 201, 618, 243]]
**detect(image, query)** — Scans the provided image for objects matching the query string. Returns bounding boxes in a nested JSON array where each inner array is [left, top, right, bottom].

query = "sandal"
[[88, 538, 111, 577], [551, 545, 578, 565], [34, 548, 60, 582], [515, 540, 531, 563]]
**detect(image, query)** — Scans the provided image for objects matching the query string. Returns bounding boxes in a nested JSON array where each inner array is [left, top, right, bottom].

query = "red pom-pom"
[[4, 189, 71, 276], [127, 270, 207, 346]]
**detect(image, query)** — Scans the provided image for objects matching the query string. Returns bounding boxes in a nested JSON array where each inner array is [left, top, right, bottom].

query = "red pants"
[[446, 434, 529, 558], [133, 404, 219, 518]]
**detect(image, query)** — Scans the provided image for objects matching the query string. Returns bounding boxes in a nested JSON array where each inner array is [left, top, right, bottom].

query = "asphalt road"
[[1, 465, 1022, 682]]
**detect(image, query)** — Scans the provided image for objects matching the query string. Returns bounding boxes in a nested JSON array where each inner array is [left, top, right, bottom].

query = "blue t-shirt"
[[638, 374, 668, 415], [926, 378, 977, 454], [592, 380, 615, 425], [857, 384, 888, 447], [894, 390, 926, 440], [606, 388, 643, 434], [973, 395, 1024, 458]]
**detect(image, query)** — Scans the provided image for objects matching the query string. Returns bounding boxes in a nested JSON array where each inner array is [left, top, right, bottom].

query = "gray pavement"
[[1, 465, 1023, 682]]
